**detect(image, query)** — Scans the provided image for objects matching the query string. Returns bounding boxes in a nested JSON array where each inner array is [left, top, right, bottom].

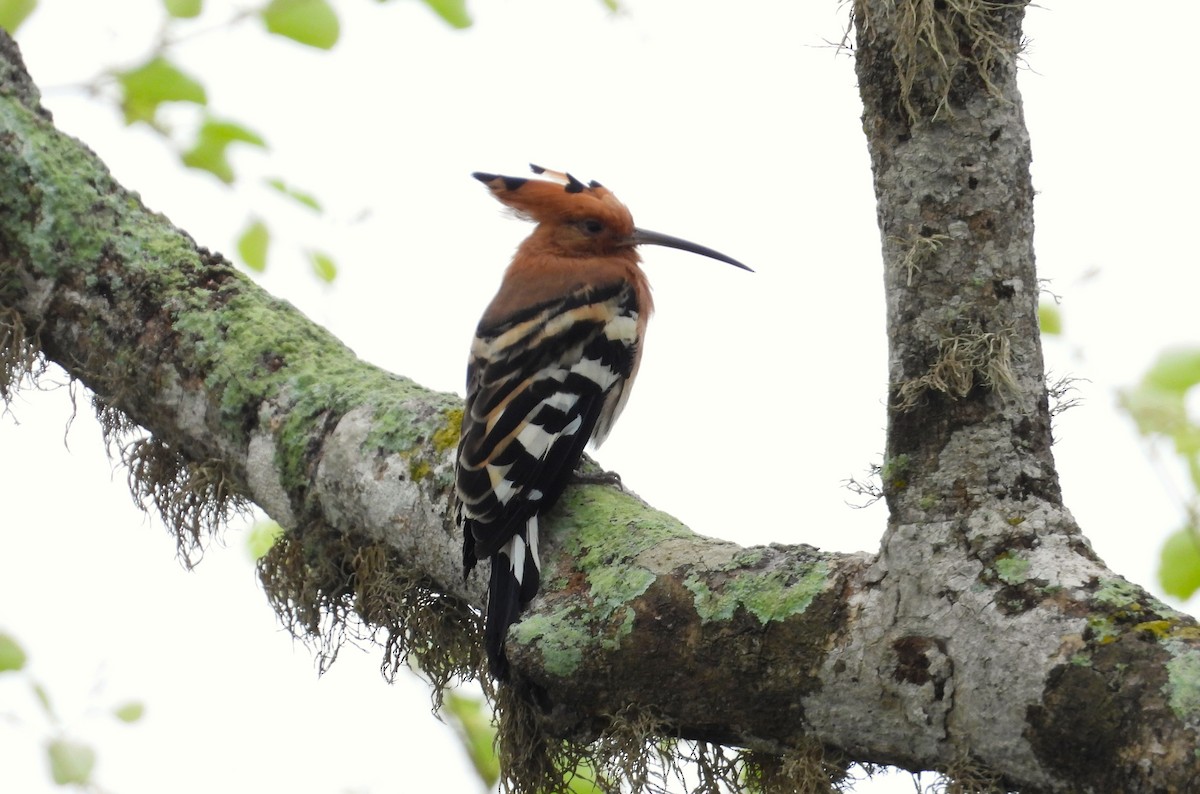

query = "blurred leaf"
[[262, 0, 339, 49], [237, 219, 270, 272], [1120, 384, 1187, 439], [1189, 456, 1200, 494], [1143, 347, 1200, 395], [309, 250, 338, 283], [46, 739, 95, 785], [422, 0, 471, 28], [163, 0, 201, 17], [266, 177, 322, 212], [0, 0, 36, 34], [566, 762, 603, 793], [246, 520, 284, 560], [1160, 526, 1200, 600], [181, 117, 267, 183], [116, 56, 207, 125], [1120, 382, 1200, 459], [444, 691, 499, 787], [1037, 300, 1061, 336], [113, 700, 145, 723], [32, 681, 54, 716], [599, 0, 619, 11], [0, 632, 26, 672]]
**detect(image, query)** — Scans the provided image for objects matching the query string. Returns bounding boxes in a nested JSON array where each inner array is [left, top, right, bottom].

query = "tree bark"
[[1, 5, 1197, 791]]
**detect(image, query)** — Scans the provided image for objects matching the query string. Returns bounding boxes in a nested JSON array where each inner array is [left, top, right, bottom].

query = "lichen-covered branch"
[[2, 10, 1199, 792], [0, 29, 859, 788]]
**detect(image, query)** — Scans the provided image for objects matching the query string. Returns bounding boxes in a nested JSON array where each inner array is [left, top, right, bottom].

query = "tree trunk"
[[1, 5, 1197, 791]]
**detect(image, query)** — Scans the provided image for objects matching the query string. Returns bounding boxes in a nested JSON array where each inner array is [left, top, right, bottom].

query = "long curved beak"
[[629, 228, 753, 272]]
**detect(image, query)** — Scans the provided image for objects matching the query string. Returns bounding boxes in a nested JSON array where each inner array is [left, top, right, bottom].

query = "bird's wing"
[[456, 280, 640, 565]]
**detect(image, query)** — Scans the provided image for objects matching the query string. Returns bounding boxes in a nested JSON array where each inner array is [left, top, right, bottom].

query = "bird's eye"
[[580, 219, 604, 235]]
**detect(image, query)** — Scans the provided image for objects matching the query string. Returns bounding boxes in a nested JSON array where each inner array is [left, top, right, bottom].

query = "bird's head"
[[473, 165, 752, 271]]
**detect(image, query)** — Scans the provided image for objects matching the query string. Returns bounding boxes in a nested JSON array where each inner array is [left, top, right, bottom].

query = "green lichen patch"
[[586, 566, 657, 629], [509, 489, 673, 677], [508, 608, 590, 679], [390, 402, 463, 488], [118, 235, 459, 493], [684, 555, 830, 625], [0, 101, 124, 276], [1164, 642, 1200, 728], [1086, 616, 1120, 646], [432, 406, 462, 454], [589, 558, 661, 615], [554, 486, 693, 569], [881, 453, 911, 490], [407, 459, 431, 482], [1093, 578, 1148, 611], [1088, 578, 1182, 634], [550, 486, 688, 621], [730, 546, 769, 569], [994, 553, 1030, 585]]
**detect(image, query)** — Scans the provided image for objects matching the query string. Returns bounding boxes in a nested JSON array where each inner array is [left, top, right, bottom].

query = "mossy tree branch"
[[1, 7, 1198, 791]]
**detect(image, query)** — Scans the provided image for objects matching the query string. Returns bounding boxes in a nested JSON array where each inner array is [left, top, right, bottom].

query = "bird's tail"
[[485, 516, 542, 680]]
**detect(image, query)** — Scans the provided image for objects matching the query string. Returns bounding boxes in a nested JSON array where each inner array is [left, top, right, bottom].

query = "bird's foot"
[[571, 468, 624, 490]]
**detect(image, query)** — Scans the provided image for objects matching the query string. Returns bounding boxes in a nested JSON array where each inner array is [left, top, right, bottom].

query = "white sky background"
[[1, 1, 1198, 792]]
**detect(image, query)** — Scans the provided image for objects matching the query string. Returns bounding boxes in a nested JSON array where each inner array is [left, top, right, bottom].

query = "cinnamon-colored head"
[[472, 165, 752, 271]]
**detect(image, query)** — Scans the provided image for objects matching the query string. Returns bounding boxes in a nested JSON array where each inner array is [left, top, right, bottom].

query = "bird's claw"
[[572, 468, 624, 490]]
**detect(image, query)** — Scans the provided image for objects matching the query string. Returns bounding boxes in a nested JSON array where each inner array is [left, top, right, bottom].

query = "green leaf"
[[422, 0, 471, 29], [113, 701, 145, 723], [266, 177, 322, 212], [0, 632, 26, 672], [443, 691, 499, 787], [1037, 300, 1062, 336], [566, 762, 604, 793], [237, 219, 270, 272], [309, 250, 338, 283], [163, 0, 201, 17], [1143, 347, 1200, 395], [181, 117, 267, 183], [1120, 384, 1187, 439], [32, 681, 54, 716], [46, 739, 95, 785], [1160, 526, 1200, 600], [115, 56, 207, 125], [0, 0, 37, 34], [245, 520, 284, 560], [262, 0, 340, 49]]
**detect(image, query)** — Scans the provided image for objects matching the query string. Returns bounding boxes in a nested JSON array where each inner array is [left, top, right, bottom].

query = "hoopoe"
[[456, 165, 750, 679]]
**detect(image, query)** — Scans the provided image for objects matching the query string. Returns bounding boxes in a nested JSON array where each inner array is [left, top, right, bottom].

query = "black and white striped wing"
[[457, 280, 639, 566]]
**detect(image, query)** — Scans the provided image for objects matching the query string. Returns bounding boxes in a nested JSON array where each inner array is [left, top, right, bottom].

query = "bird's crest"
[[472, 164, 634, 234]]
